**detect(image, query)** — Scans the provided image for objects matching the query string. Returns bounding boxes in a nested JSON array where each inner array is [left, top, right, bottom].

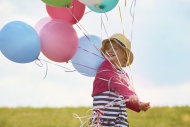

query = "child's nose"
[[106, 48, 113, 52]]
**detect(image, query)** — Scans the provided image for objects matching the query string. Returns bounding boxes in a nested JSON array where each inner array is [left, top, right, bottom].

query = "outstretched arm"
[[107, 77, 142, 112], [95, 62, 150, 112]]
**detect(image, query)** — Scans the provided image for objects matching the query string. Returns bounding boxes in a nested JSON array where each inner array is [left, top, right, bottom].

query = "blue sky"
[[0, 0, 190, 107], [133, 0, 190, 85]]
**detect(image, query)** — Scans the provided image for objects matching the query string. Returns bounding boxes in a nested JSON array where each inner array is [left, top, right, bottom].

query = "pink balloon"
[[46, 0, 85, 25], [46, 0, 85, 24], [34, 17, 52, 34], [39, 19, 78, 62]]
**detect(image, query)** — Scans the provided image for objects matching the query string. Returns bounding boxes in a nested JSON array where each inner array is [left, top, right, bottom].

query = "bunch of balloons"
[[0, 0, 120, 76], [43, 0, 119, 13], [38, 0, 85, 63]]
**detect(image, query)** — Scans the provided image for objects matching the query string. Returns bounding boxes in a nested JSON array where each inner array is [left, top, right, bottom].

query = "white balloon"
[[78, 0, 103, 6]]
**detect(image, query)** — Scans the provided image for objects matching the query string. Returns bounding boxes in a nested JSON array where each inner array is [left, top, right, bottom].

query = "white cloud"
[[0, 65, 93, 107], [1, 68, 190, 108], [0, 51, 94, 107]]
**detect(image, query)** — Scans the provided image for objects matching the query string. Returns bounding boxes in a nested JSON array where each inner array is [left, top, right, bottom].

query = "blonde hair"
[[100, 41, 128, 67]]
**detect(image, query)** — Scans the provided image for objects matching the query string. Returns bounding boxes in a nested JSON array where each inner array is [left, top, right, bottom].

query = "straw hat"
[[101, 33, 134, 66]]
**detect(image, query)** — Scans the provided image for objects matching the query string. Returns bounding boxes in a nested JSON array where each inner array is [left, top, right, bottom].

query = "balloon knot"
[[99, 5, 104, 9]]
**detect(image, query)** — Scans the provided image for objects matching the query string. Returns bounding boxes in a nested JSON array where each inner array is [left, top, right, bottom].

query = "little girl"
[[90, 33, 150, 127]]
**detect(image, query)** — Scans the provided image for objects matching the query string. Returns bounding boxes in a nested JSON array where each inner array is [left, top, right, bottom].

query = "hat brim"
[[101, 38, 134, 66]]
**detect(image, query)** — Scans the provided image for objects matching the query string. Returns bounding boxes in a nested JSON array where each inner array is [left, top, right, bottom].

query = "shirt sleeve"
[[126, 101, 141, 112], [96, 66, 140, 112], [109, 76, 140, 112]]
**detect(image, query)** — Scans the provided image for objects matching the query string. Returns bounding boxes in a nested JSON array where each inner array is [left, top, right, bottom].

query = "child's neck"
[[115, 64, 123, 71]]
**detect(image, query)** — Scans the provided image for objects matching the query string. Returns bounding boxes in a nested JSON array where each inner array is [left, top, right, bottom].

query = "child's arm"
[[108, 77, 142, 112], [126, 96, 150, 112], [126, 94, 141, 112], [95, 63, 150, 112]]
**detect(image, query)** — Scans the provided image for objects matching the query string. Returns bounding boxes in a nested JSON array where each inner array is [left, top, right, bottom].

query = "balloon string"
[[101, 17, 124, 71], [104, 13, 109, 21], [125, 0, 137, 91], [101, 14, 103, 39], [78, 46, 104, 59], [66, 7, 100, 53], [71, 62, 97, 71], [128, 65, 135, 91], [73, 108, 94, 127], [73, 113, 91, 127], [35, 58, 48, 79], [100, 13, 108, 39], [118, 4, 129, 67], [116, 0, 138, 91], [66, 6, 96, 50], [66, 6, 107, 57], [35, 58, 43, 67], [130, 0, 137, 43], [67, 6, 108, 53], [74, 98, 130, 127], [75, 23, 90, 41], [84, 10, 92, 15], [118, 5, 125, 35], [100, 14, 120, 71], [67, 2, 135, 90], [67, 6, 115, 72], [96, 71, 135, 99], [35, 57, 102, 78], [119, 4, 132, 67], [66, 6, 91, 42], [100, 1, 137, 90], [66, 7, 89, 36], [125, 0, 127, 6], [35, 58, 76, 79]]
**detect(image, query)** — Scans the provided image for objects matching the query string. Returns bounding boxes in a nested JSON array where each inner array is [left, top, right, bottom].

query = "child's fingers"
[[143, 105, 151, 111], [140, 102, 151, 111], [144, 102, 150, 106]]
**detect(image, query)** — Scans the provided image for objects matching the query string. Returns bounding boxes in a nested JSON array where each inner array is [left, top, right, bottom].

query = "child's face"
[[103, 41, 126, 67]]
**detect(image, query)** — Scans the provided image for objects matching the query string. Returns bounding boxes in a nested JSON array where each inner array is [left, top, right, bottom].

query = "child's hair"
[[100, 40, 128, 67], [100, 33, 134, 67]]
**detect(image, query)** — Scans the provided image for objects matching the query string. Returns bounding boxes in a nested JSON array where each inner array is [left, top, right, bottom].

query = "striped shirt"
[[90, 90, 129, 127]]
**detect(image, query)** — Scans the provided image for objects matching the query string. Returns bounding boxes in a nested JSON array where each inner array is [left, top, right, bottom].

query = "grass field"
[[0, 106, 189, 127]]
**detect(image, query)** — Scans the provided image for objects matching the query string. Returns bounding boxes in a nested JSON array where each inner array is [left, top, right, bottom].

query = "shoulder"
[[96, 60, 119, 77], [98, 60, 113, 70]]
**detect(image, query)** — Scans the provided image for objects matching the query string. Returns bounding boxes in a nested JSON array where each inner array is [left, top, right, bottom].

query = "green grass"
[[127, 106, 190, 127], [0, 106, 189, 127]]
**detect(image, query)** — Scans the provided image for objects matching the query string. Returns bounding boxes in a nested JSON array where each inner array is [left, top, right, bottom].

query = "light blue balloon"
[[71, 35, 105, 77], [0, 30, 2, 50], [87, 0, 119, 13], [0, 21, 41, 63]]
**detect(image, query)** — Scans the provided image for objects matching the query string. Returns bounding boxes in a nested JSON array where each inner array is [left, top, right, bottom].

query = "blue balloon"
[[0, 30, 2, 50], [0, 21, 41, 63], [87, 0, 119, 13], [71, 35, 105, 77]]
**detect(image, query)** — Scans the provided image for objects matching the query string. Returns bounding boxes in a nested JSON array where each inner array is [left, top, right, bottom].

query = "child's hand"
[[139, 102, 150, 111], [128, 94, 139, 104]]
